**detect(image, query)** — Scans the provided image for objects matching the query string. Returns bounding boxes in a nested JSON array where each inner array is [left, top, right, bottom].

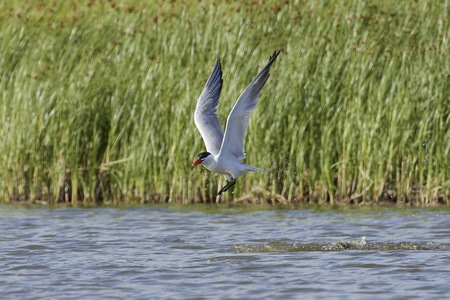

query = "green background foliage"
[[0, 0, 448, 204]]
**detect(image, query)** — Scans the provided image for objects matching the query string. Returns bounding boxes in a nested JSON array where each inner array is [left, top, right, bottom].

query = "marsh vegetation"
[[0, 0, 448, 205]]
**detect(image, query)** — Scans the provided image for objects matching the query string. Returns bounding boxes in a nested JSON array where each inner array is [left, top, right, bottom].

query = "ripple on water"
[[0, 205, 449, 299], [7, 265, 49, 271]]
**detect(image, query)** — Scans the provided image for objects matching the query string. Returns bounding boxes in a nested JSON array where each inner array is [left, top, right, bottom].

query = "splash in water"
[[234, 238, 449, 253]]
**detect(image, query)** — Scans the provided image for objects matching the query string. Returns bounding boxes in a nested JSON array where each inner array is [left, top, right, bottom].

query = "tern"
[[192, 51, 280, 196]]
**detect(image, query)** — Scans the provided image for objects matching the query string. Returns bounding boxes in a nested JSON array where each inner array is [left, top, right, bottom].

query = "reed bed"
[[0, 0, 448, 205]]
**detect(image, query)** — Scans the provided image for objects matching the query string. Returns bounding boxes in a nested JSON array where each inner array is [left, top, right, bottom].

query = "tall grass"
[[0, 0, 448, 205]]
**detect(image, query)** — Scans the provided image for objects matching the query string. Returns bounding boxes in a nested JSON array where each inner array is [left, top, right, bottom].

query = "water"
[[1, 205, 449, 299]]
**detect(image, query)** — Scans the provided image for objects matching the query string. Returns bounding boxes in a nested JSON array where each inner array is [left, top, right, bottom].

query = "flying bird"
[[192, 51, 280, 196]]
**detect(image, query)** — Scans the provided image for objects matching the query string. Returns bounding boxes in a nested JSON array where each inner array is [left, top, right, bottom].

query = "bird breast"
[[202, 156, 233, 176]]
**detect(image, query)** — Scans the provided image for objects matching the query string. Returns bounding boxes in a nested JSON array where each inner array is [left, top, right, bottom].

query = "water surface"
[[1, 205, 449, 299]]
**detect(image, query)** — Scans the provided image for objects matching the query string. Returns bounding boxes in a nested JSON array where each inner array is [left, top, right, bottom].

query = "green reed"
[[0, 0, 448, 205]]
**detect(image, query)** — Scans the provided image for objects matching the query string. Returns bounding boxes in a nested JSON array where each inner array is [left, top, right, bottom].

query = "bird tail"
[[233, 163, 269, 178], [243, 164, 269, 173]]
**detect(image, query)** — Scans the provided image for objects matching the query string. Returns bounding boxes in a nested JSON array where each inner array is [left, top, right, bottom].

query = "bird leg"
[[216, 181, 230, 196], [222, 179, 236, 192], [216, 179, 236, 196]]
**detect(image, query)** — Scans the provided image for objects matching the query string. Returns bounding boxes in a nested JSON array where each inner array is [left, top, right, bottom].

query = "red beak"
[[192, 158, 203, 167]]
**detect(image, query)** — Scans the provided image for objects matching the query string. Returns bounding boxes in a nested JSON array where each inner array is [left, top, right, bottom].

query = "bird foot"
[[215, 179, 236, 197]]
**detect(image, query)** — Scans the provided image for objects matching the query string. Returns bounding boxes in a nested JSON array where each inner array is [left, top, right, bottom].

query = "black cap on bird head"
[[192, 152, 211, 167]]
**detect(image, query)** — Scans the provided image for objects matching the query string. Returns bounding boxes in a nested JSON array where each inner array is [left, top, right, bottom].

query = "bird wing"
[[194, 58, 224, 155], [219, 51, 280, 160]]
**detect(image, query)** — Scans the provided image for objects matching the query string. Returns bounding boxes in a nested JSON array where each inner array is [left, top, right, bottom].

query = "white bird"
[[192, 51, 280, 196]]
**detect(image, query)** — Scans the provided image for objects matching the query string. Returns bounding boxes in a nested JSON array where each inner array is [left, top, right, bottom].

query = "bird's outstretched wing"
[[194, 58, 224, 155], [219, 51, 280, 160]]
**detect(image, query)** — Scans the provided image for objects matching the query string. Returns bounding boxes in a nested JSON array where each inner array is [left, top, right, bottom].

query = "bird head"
[[192, 151, 211, 167]]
